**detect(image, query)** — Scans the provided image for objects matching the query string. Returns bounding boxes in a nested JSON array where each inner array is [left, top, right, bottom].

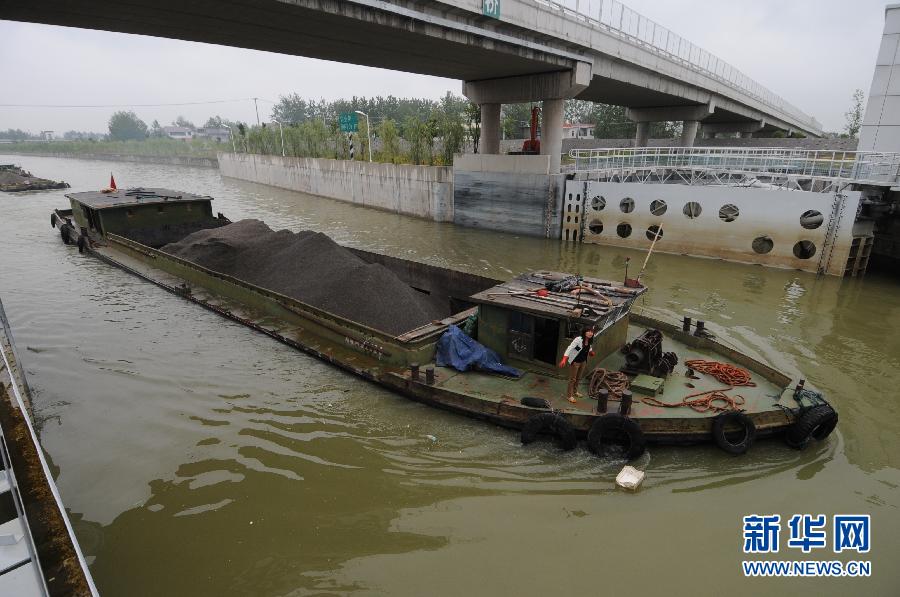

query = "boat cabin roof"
[[469, 271, 646, 324], [66, 187, 213, 210]]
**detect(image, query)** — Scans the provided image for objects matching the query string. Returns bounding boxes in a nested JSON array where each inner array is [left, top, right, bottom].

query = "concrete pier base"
[[480, 103, 501, 154], [542, 98, 565, 173], [634, 122, 650, 147], [681, 121, 700, 147]]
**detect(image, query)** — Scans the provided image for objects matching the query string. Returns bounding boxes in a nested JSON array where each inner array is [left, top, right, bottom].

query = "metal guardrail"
[[569, 147, 900, 185], [534, 0, 820, 132]]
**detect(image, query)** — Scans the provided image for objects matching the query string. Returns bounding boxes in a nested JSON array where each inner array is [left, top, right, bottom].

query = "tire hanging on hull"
[[785, 405, 838, 450], [587, 414, 645, 460], [521, 412, 577, 451]]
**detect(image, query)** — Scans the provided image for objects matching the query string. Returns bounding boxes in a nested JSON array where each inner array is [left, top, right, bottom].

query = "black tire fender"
[[587, 413, 646, 460], [520, 412, 577, 451], [786, 405, 838, 450], [520, 396, 551, 409], [77, 234, 87, 254], [60, 225, 71, 245], [712, 411, 756, 455], [51, 213, 57, 228]]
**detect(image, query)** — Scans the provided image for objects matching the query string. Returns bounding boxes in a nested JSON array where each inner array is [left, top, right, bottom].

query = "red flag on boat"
[[109, 173, 117, 190]]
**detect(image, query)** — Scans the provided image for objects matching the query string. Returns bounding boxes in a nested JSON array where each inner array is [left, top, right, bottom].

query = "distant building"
[[162, 126, 194, 141], [563, 123, 595, 139], [194, 127, 231, 143]]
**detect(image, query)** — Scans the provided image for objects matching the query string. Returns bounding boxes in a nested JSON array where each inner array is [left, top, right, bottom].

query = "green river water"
[[0, 154, 898, 596]]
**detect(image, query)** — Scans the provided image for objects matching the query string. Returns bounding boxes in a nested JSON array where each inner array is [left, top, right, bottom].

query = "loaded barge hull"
[[50, 188, 838, 456]]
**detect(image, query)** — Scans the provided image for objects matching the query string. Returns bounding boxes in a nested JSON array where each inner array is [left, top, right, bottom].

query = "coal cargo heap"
[[162, 220, 445, 335]]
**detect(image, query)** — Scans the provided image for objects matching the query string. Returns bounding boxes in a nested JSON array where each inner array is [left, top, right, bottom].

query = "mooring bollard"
[[425, 367, 435, 385], [682, 316, 692, 332], [620, 390, 633, 416], [410, 362, 420, 382], [597, 388, 609, 414], [794, 378, 806, 397], [694, 320, 706, 337]]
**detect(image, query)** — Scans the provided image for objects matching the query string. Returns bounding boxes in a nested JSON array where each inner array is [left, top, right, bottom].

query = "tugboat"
[[50, 188, 838, 459]]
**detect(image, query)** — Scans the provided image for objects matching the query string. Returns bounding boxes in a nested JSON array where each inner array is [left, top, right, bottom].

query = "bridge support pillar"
[[480, 103, 501, 154], [462, 62, 591, 172], [542, 98, 565, 173], [626, 103, 715, 148], [681, 120, 700, 147], [634, 122, 650, 147], [701, 120, 765, 139]]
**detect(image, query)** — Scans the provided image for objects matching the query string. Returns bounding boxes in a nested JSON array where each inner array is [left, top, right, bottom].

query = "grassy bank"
[[4, 138, 222, 159]]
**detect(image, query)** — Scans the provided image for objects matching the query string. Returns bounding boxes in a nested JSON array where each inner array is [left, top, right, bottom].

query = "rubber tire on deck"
[[77, 234, 86, 254], [520, 396, 551, 409], [520, 412, 577, 451], [587, 413, 645, 460], [785, 405, 838, 450], [712, 411, 756, 455]]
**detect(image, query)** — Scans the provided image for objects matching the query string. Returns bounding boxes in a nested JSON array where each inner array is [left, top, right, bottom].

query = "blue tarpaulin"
[[435, 325, 521, 377]]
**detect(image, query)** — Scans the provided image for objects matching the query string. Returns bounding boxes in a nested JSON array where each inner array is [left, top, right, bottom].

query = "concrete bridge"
[[4, 0, 821, 171]]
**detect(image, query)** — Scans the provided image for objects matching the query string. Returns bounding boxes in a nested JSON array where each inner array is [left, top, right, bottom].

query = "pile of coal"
[[162, 220, 443, 335]]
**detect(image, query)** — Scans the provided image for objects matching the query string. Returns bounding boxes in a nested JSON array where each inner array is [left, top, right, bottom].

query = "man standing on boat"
[[559, 327, 596, 404]]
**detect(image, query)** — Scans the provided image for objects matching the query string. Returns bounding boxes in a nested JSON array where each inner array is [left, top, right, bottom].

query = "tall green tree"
[[377, 119, 401, 163], [108, 111, 148, 141], [844, 89, 865, 138], [465, 103, 481, 154]]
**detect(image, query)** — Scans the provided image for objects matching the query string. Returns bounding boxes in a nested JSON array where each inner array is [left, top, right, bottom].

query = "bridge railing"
[[535, 0, 820, 132], [569, 147, 900, 185]]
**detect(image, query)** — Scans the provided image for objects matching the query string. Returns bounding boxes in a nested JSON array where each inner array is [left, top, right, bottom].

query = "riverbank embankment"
[[0, 151, 218, 168], [218, 152, 453, 221]]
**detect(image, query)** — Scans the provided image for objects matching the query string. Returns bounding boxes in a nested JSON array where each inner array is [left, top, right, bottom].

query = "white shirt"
[[564, 336, 589, 363]]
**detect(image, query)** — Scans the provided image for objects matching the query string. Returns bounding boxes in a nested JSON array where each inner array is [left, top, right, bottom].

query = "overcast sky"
[[0, 0, 889, 135]]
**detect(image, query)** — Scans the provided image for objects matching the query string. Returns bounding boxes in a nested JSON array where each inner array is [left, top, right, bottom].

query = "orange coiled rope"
[[685, 359, 756, 387], [642, 388, 746, 413]]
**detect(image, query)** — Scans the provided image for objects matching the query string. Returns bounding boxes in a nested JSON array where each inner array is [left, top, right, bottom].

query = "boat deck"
[[428, 323, 790, 419]]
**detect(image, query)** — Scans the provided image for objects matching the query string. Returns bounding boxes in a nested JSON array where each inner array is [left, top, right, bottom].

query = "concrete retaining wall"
[[218, 153, 454, 222], [452, 154, 563, 238], [0, 151, 218, 168], [567, 181, 863, 275]]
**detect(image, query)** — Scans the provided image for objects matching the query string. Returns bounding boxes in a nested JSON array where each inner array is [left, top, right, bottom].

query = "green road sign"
[[482, 0, 500, 19], [339, 112, 359, 133]]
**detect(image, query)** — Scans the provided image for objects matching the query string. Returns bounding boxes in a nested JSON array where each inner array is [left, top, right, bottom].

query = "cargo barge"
[[1, 299, 98, 596], [50, 188, 838, 459]]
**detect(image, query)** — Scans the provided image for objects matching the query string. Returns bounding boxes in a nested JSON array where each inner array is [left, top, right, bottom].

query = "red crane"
[[521, 106, 541, 154]]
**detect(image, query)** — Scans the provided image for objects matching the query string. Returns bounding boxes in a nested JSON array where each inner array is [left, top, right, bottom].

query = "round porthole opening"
[[752, 236, 774, 254], [617, 223, 632, 238], [800, 210, 824, 229], [793, 240, 816, 259], [649, 199, 667, 216], [620, 197, 635, 213], [719, 204, 739, 222], [588, 219, 603, 234], [683, 201, 702, 219]]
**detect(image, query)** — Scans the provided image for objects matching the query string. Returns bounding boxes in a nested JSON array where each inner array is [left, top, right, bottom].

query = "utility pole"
[[252, 98, 260, 126]]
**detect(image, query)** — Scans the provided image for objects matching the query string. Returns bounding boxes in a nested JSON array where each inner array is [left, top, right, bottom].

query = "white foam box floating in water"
[[616, 466, 645, 491]]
